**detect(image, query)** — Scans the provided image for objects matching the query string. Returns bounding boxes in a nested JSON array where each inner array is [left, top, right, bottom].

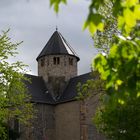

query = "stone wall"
[[38, 55, 78, 99], [55, 101, 81, 140], [80, 95, 106, 140], [20, 103, 55, 140], [19, 97, 106, 140], [38, 55, 77, 83], [54, 96, 106, 140]]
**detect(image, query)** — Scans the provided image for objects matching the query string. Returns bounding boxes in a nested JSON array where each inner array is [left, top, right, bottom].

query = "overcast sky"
[[0, 0, 97, 75]]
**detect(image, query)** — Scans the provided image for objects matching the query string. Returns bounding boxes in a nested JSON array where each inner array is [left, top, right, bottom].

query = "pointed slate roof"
[[36, 31, 80, 61]]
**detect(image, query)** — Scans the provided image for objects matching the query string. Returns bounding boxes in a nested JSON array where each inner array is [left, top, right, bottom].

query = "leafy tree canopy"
[[0, 30, 33, 140], [94, 96, 140, 140]]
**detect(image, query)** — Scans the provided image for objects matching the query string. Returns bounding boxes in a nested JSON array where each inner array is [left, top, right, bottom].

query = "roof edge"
[[36, 53, 80, 61]]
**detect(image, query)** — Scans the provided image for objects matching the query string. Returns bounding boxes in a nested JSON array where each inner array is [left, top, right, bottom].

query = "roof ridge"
[[69, 72, 92, 80], [24, 74, 43, 79]]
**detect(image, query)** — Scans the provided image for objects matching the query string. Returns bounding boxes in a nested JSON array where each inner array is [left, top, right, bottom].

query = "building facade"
[[22, 30, 106, 140]]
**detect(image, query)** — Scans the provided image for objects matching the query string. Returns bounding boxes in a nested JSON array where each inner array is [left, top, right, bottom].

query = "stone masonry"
[[38, 55, 77, 82], [38, 55, 77, 99]]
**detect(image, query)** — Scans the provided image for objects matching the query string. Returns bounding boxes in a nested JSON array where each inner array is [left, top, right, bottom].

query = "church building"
[[22, 30, 106, 140]]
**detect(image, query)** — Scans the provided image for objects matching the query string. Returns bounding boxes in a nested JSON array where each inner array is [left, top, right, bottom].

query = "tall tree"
[[93, 0, 118, 54], [90, 1, 140, 139], [0, 30, 33, 140]]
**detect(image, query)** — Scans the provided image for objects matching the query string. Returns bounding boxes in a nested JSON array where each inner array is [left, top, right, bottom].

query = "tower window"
[[41, 58, 45, 67], [69, 58, 73, 65], [53, 57, 60, 65], [53, 57, 56, 65]]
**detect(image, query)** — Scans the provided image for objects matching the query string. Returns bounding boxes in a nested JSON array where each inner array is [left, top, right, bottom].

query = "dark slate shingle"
[[57, 72, 93, 103], [24, 73, 94, 104], [36, 31, 80, 61], [24, 74, 56, 104]]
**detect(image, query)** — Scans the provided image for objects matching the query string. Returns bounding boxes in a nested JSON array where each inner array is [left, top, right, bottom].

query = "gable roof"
[[36, 31, 80, 61], [24, 73, 94, 105]]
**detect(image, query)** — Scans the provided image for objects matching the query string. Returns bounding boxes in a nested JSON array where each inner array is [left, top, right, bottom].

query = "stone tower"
[[36, 30, 80, 100]]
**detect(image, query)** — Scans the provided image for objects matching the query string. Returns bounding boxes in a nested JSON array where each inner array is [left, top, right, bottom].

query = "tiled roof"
[[36, 31, 80, 61], [24, 73, 94, 104]]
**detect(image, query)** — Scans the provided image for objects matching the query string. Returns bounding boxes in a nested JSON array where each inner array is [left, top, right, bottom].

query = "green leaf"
[[122, 0, 139, 7], [134, 4, 140, 19], [83, 13, 104, 35], [50, 0, 67, 13]]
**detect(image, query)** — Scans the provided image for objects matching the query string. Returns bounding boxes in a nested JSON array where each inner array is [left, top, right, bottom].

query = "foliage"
[[50, 0, 67, 12], [76, 72, 105, 101], [93, 0, 118, 54], [85, 0, 140, 35], [92, 1, 140, 139], [0, 30, 34, 139], [94, 36, 140, 100], [94, 97, 140, 140], [93, 25, 140, 139]]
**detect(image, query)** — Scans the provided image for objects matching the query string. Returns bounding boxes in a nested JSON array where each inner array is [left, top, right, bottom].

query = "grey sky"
[[0, 0, 97, 75]]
